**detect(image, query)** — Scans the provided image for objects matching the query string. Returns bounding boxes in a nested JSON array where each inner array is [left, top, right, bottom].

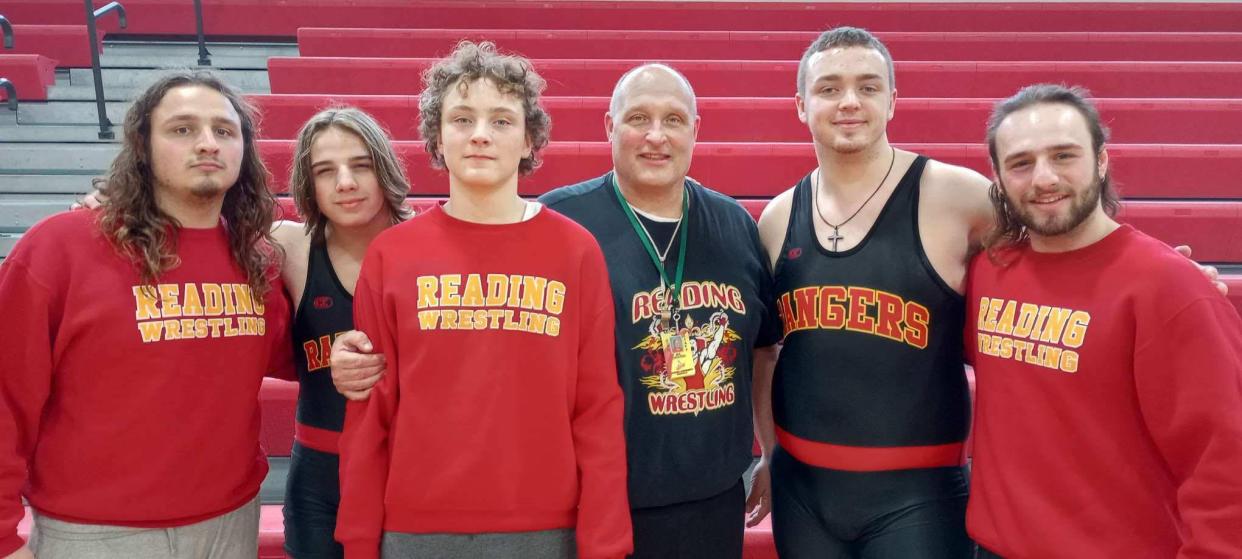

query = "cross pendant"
[[826, 227, 845, 251]]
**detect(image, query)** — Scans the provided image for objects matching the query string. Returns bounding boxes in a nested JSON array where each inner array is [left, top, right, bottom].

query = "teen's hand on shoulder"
[[331, 330, 384, 401], [1175, 245, 1227, 296]]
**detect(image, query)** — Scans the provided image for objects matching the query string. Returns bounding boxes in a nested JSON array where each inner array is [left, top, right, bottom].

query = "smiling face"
[[310, 126, 390, 232], [796, 46, 896, 155], [437, 77, 531, 192], [148, 85, 244, 209], [993, 102, 1110, 241], [606, 67, 700, 193]]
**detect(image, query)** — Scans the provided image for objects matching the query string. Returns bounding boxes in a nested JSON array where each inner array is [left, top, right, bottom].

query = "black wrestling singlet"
[[771, 156, 969, 470], [291, 241, 354, 453]]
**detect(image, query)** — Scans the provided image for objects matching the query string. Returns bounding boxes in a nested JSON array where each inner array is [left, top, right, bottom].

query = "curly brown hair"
[[289, 106, 413, 241], [418, 41, 551, 176], [98, 71, 280, 298], [982, 84, 1120, 264]]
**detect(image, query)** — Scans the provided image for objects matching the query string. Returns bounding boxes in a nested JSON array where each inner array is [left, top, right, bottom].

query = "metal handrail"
[[1, 15, 13, 49], [0, 78, 17, 112], [194, 0, 211, 66], [84, 1, 127, 139]]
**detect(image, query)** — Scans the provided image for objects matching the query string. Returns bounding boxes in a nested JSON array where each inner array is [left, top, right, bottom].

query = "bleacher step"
[[15, 100, 131, 125], [68, 67, 271, 90], [0, 143, 116, 173], [100, 42, 297, 70], [0, 174, 99, 195], [0, 123, 123, 142], [0, 194, 79, 232]]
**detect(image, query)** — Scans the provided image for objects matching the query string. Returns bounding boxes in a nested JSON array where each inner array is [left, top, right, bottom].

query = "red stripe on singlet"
[[777, 426, 964, 471], [294, 422, 340, 454]]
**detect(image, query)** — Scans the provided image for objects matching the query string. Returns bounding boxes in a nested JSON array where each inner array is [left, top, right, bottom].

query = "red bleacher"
[[298, 28, 1242, 62], [0, 54, 56, 100], [5, 1, 1242, 34], [251, 94, 1242, 146], [256, 140, 1242, 202], [11, 3, 1242, 559], [269, 57, 1242, 98], [1, 25, 98, 67]]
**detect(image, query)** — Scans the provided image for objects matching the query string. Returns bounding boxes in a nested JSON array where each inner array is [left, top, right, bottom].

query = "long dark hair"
[[982, 84, 1120, 263], [98, 71, 280, 298]]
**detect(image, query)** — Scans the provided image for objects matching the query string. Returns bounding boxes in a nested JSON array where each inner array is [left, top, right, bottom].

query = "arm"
[[572, 244, 632, 559], [746, 343, 779, 526], [330, 330, 385, 401], [335, 253, 400, 559], [0, 259, 56, 557], [746, 214, 784, 526], [1134, 297, 1242, 557]]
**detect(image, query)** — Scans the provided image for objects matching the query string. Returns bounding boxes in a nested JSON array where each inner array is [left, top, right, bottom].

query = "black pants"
[[976, 548, 1003, 558], [283, 442, 345, 559], [630, 479, 746, 559], [771, 447, 974, 559]]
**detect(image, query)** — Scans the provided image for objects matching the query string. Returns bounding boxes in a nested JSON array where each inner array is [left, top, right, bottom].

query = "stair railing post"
[[194, 0, 211, 66], [84, 0, 113, 139]]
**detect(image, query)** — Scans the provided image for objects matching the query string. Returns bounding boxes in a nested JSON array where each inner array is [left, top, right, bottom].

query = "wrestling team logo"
[[634, 310, 740, 416]]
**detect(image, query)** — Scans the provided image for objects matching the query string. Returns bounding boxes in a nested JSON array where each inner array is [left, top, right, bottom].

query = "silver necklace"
[[630, 204, 683, 263], [813, 146, 897, 251]]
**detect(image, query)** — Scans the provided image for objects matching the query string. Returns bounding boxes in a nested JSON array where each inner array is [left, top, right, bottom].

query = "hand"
[[331, 330, 385, 401], [4, 545, 35, 559], [71, 179, 109, 211], [745, 456, 772, 527], [1174, 245, 1227, 296]]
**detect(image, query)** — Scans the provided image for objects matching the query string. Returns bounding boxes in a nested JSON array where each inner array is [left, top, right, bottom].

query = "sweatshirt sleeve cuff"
[[0, 533, 26, 557], [342, 539, 380, 559]]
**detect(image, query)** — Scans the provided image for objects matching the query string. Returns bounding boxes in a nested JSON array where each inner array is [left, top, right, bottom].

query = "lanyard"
[[612, 175, 690, 312]]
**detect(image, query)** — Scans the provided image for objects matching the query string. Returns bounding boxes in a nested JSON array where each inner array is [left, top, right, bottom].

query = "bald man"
[[330, 64, 782, 559], [539, 64, 782, 558]]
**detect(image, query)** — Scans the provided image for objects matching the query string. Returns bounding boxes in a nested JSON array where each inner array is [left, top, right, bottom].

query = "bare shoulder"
[[921, 159, 996, 242], [757, 185, 798, 266], [271, 220, 312, 275]]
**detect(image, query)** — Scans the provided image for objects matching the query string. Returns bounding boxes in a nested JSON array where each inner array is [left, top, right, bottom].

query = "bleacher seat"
[[7, 3, 1242, 559], [3, 25, 99, 67], [269, 57, 1242, 98], [6, 1, 1242, 34], [251, 94, 1242, 146], [257, 140, 1242, 201], [0, 54, 56, 100], [297, 28, 1242, 62]]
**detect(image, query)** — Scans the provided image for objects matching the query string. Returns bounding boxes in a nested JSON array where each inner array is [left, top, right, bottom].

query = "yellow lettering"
[[133, 286, 162, 320], [520, 276, 548, 311], [418, 310, 441, 329], [462, 274, 485, 307], [202, 284, 224, 316], [1062, 311, 1090, 348], [159, 284, 182, 318], [182, 284, 204, 317], [546, 280, 566, 314], [137, 321, 164, 342], [486, 275, 508, 306], [440, 274, 461, 307], [417, 276, 439, 308]]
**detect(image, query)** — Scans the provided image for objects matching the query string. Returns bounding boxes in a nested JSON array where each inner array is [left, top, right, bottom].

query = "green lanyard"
[[612, 175, 690, 312]]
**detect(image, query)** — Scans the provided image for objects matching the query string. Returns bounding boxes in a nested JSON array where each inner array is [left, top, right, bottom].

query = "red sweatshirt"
[[0, 210, 291, 557], [336, 205, 631, 559], [966, 225, 1242, 558]]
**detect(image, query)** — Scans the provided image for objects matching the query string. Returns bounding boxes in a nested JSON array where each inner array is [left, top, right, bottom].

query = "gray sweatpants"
[[29, 496, 259, 559], [380, 528, 576, 559]]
